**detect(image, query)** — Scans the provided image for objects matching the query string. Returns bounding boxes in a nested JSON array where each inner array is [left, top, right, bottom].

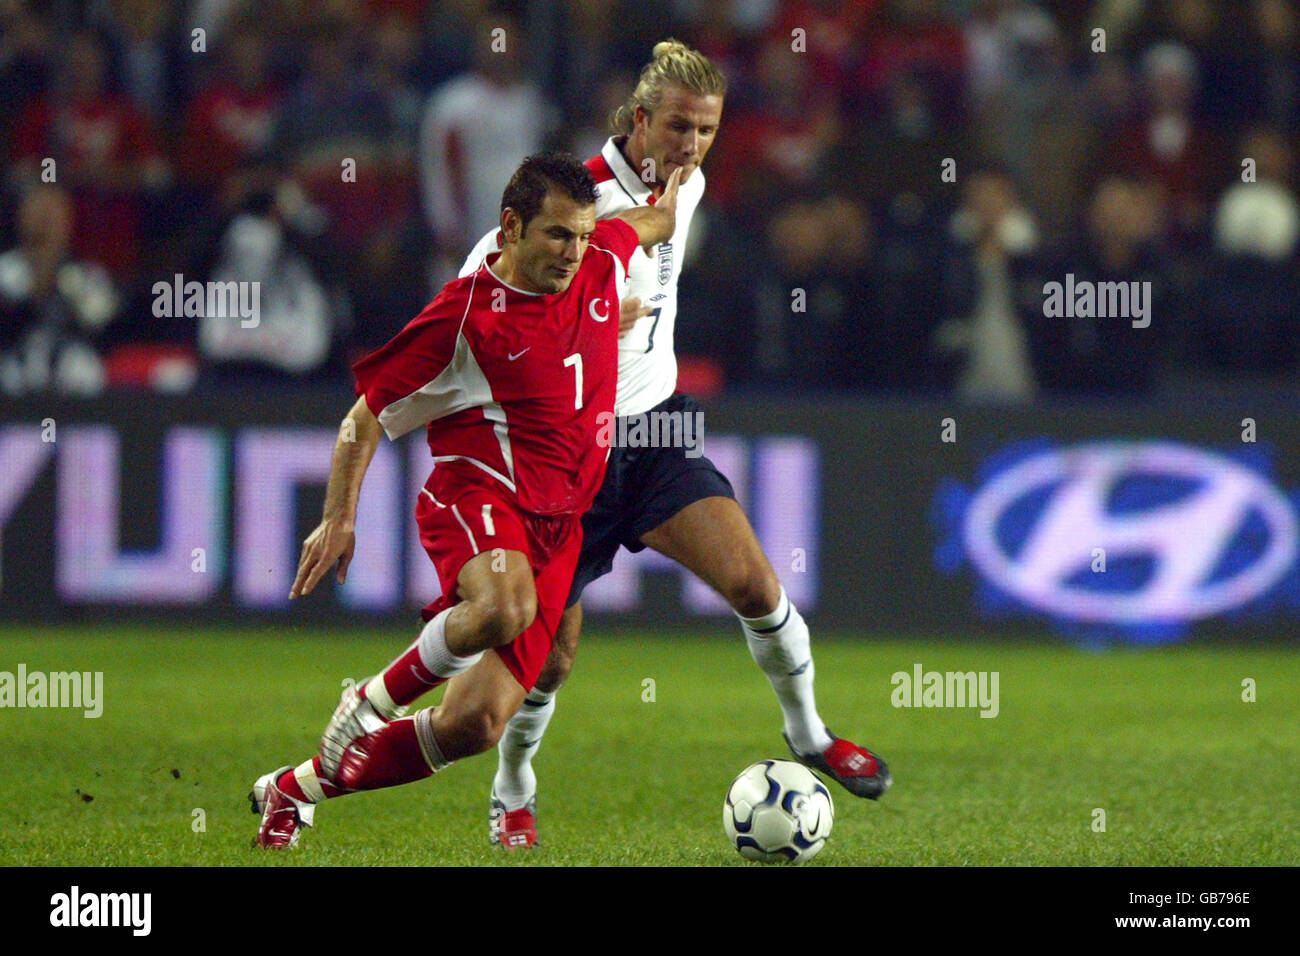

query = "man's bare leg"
[[491, 494, 890, 821], [638, 497, 831, 752], [254, 550, 540, 847], [338, 650, 528, 790], [641, 496, 890, 797], [317, 547, 536, 778], [492, 495, 783, 819]]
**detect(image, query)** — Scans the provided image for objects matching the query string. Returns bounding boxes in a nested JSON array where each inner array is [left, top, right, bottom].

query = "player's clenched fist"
[[290, 518, 356, 599]]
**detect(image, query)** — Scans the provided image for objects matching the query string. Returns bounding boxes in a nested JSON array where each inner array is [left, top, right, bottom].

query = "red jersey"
[[12, 93, 163, 277], [354, 217, 638, 516], [178, 82, 280, 189]]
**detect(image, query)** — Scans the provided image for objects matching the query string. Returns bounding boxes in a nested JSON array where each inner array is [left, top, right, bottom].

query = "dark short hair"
[[501, 151, 599, 233]]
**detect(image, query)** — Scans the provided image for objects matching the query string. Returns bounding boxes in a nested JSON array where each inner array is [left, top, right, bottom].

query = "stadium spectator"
[[670, 0, 767, 109], [769, 0, 877, 111], [266, 15, 423, 349], [1080, 40, 1139, 139], [964, 4, 1098, 239], [365, 9, 424, 138], [418, 13, 558, 282], [856, 0, 966, 115], [964, 0, 1019, 107], [97, 0, 181, 123], [177, 18, 282, 215], [269, 20, 394, 250], [702, 32, 839, 213], [195, 189, 349, 387], [350, 8, 429, 347], [1025, 176, 1171, 394], [721, 190, 946, 392], [0, 2, 55, 155], [1120, 0, 1252, 132], [849, 64, 970, 217], [1191, 127, 1300, 377], [933, 168, 1040, 401], [743, 196, 872, 389], [0, 0, 1294, 398], [421, 0, 488, 91], [0, 184, 119, 396], [567, 74, 634, 166], [187, 0, 259, 47], [1101, 42, 1216, 248], [1242, 0, 1300, 132], [9, 28, 171, 281], [868, 192, 955, 391], [546, 0, 647, 125]]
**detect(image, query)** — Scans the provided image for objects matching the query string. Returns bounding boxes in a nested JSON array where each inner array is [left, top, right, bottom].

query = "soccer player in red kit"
[[471, 40, 891, 850], [250, 152, 679, 847]]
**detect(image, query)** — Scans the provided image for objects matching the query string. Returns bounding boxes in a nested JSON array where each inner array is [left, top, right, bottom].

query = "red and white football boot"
[[489, 789, 539, 849], [250, 766, 315, 848], [785, 729, 893, 799]]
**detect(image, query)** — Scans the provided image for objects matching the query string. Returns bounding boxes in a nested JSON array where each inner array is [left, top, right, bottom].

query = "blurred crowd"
[[1, 0, 1297, 400]]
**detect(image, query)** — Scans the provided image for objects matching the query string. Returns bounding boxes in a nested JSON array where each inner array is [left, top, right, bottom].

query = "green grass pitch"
[[1, 625, 1297, 866]]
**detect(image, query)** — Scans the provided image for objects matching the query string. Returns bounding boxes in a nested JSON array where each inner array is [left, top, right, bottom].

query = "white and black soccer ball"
[[723, 759, 834, 863]]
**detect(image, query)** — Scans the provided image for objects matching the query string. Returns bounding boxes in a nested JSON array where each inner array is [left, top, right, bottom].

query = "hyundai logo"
[[956, 442, 1298, 624]]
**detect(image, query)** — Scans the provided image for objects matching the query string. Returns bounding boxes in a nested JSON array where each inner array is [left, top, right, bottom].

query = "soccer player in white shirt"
[[464, 40, 892, 849]]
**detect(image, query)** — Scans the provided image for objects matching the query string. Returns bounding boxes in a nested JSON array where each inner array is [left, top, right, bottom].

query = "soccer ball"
[[723, 759, 834, 863]]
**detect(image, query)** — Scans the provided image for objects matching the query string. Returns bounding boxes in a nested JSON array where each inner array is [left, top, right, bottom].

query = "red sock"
[[374, 641, 445, 707], [336, 717, 434, 791], [275, 758, 344, 802]]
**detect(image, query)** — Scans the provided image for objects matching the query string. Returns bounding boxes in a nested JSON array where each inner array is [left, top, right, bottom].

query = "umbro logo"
[[788, 660, 811, 677], [844, 753, 867, 771]]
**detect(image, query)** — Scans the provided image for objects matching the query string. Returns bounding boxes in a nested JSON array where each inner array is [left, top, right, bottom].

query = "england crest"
[[657, 240, 673, 285]]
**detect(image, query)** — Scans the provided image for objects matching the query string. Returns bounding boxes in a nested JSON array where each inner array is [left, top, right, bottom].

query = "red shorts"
[[415, 463, 582, 690]]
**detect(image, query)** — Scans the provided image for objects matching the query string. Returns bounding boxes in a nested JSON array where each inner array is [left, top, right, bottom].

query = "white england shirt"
[[460, 136, 705, 417]]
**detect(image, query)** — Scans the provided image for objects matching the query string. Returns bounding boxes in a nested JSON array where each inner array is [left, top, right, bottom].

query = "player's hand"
[[290, 517, 356, 599], [620, 296, 652, 336], [657, 165, 682, 217]]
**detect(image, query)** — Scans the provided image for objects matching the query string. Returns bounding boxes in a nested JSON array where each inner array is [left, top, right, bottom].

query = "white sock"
[[287, 760, 321, 825], [414, 708, 451, 772], [364, 608, 478, 716], [362, 671, 401, 720], [492, 688, 556, 810], [292, 759, 325, 804], [737, 588, 832, 754], [421, 606, 483, 673]]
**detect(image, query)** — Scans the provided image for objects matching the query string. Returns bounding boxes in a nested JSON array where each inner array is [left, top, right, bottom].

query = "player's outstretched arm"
[[616, 166, 681, 250], [290, 396, 384, 599]]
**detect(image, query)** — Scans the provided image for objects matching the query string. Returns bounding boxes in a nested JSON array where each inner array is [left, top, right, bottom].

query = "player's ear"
[[633, 105, 651, 134], [501, 207, 523, 243]]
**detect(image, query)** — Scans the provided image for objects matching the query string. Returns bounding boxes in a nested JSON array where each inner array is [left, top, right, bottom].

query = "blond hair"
[[610, 39, 727, 134]]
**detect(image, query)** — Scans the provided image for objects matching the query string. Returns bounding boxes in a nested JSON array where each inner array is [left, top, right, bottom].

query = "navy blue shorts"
[[567, 392, 735, 606]]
